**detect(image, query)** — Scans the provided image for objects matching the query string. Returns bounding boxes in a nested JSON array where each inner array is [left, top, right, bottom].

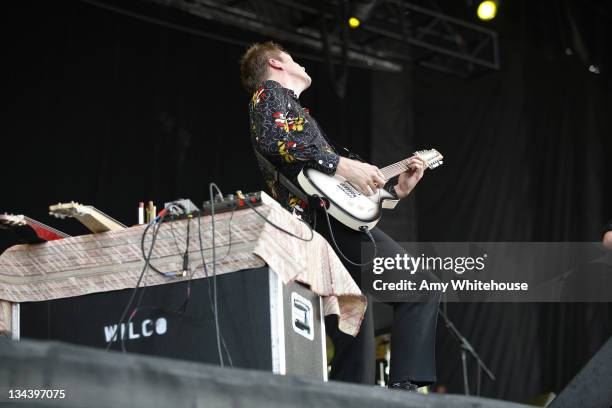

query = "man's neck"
[[266, 76, 305, 98]]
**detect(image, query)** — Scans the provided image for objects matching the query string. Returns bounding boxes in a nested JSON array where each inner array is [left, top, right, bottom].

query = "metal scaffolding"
[[138, 0, 501, 77]]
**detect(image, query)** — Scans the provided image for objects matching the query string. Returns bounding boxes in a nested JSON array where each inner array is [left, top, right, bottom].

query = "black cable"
[[140, 229, 163, 275], [193, 204, 236, 267], [209, 183, 224, 367], [123, 217, 167, 352], [141, 200, 235, 366], [184, 216, 191, 272], [216, 203, 236, 262], [140, 214, 189, 277], [148, 214, 193, 317], [196, 212, 234, 367], [107, 198, 234, 363], [175, 216, 192, 314], [199, 183, 239, 367], [169, 217, 183, 257], [319, 197, 378, 266], [132, 211, 196, 325], [106, 216, 163, 352], [167, 215, 192, 311], [241, 194, 315, 242], [191, 200, 235, 272], [136, 212, 195, 318]]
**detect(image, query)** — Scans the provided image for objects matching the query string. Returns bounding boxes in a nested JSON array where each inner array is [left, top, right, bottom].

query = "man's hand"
[[335, 157, 386, 196], [394, 156, 427, 199]]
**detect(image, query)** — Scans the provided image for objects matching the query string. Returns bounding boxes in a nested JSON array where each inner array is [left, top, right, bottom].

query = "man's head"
[[240, 41, 311, 95]]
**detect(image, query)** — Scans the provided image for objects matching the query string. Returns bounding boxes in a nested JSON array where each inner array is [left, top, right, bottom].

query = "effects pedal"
[[200, 191, 262, 216]]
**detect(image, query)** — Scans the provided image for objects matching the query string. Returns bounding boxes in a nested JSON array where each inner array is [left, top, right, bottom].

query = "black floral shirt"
[[249, 80, 340, 221]]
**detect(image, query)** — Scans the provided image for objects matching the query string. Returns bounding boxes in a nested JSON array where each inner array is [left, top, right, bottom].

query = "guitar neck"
[[24, 217, 70, 240], [71, 207, 126, 233], [380, 150, 443, 180], [0, 214, 69, 242], [49, 203, 127, 234], [380, 159, 412, 180]]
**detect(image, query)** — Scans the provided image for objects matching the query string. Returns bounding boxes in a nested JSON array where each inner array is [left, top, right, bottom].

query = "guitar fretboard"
[[380, 160, 411, 180], [380, 150, 443, 180]]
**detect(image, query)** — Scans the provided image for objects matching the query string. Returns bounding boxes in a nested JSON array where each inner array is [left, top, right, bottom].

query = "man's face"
[[279, 52, 311, 88]]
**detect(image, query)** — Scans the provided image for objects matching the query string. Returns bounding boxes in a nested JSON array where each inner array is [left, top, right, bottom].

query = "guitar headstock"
[[414, 149, 444, 169], [49, 202, 91, 219], [0, 213, 26, 229]]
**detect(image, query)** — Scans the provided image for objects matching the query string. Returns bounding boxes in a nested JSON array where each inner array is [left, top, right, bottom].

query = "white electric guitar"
[[297, 149, 443, 231], [49, 202, 127, 233]]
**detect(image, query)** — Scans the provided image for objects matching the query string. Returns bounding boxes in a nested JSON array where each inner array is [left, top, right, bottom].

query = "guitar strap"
[[253, 149, 309, 204]]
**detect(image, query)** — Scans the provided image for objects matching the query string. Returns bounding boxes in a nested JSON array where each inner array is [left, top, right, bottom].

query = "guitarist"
[[241, 42, 440, 391]]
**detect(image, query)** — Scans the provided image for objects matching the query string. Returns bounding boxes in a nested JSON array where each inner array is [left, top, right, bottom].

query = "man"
[[240, 41, 439, 391]]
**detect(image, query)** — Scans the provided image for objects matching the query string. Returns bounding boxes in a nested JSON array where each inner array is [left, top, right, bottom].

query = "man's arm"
[[393, 156, 427, 199], [253, 91, 387, 196], [338, 155, 428, 199], [253, 91, 340, 174]]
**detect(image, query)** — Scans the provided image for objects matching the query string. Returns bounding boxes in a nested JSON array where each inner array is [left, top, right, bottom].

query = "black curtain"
[[2, 0, 612, 404], [1, 0, 370, 240], [408, 0, 612, 402]]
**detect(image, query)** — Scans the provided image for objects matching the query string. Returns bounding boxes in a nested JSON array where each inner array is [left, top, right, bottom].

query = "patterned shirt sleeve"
[[251, 85, 339, 175]]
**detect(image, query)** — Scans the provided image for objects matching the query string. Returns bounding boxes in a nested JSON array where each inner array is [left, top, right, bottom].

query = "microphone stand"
[[438, 306, 495, 395]]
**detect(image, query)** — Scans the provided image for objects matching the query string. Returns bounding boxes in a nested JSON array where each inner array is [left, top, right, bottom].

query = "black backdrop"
[[3, 0, 611, 403], [412, 2, 612, 401]]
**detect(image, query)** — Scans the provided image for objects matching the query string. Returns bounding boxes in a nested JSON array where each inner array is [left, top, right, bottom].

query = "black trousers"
[[314, 211, 440, 386]]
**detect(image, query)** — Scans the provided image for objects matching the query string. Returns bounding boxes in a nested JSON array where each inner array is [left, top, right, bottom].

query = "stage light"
[[477, 1, 497, 21], [588, 65, 600, 74], [348, 0, 378, 28], [348, 17, 361, 28]]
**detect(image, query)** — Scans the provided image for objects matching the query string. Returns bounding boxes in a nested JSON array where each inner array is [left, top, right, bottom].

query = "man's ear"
[[268, 58, 284, 71]]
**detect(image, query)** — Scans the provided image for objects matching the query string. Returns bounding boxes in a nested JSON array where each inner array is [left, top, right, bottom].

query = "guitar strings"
[[380, 160, 410, 179], [23, 216, 71, 238], [380, 152, 440, 179]]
